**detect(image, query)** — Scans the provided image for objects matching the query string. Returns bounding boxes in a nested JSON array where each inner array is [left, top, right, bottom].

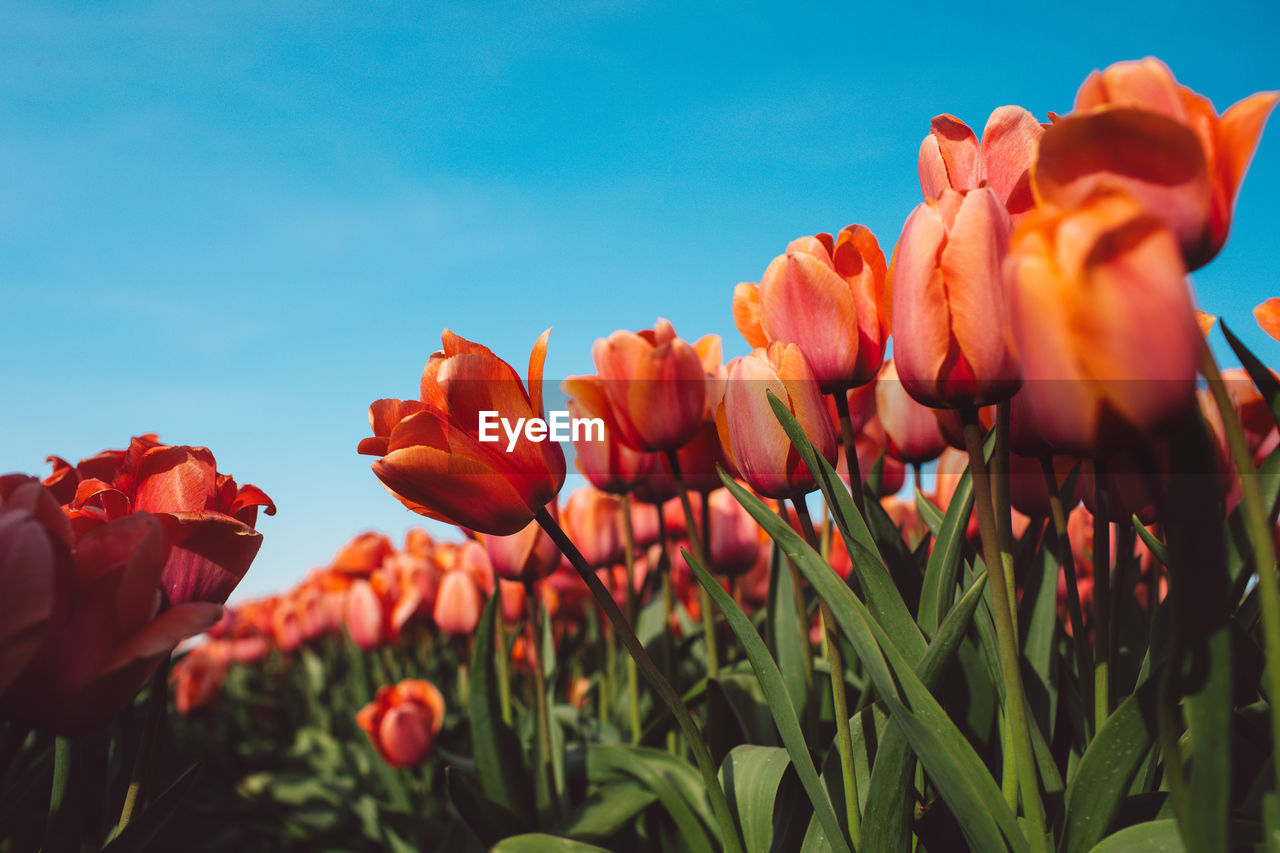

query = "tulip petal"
[[980, 106, 1043, 217], [732, 282, 768, 348], [1255, 298, 1280, 344]]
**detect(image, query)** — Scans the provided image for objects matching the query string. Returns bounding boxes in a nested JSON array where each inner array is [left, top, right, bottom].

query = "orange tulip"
[[331, 532, 395, 576], [563, 487, 626, 569], [171, 646, 227, 716], [705, 487, 765, 577], [891, 187, 1021, 409], [1256, 298, 1280, 344], [844, 417, 907, 497], [359, 329, 566, 536], [344, 579, 387, 651], [717, 343, 838, 498], [357, 679, 445, 768], [1007, 190, 1200, 456], [591, 319, 710, 452], [433, 541, 489, 636], [562, 376, 655, 494], [482, 504, 562, 582], [733, 226, 889, 392], [918, 107, 1044, 221], [1033, 57, 1277, 270], [875, 360, 947, 464]]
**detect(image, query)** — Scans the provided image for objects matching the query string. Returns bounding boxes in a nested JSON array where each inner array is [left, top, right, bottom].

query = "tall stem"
[[620, 494, 642, 743], [535, 507, 746, 853], [525, 579, 553, 814], [960, 409, 1047, 850], [1092, 460, 1112, 731], [993, 401, 1018, 631], [832, 391, 865, 515], [495, 611, 512, 726], [45, 736, 78, 853], [117, 656, 171, 833], [1201, 342, 1280, 789], [794, 498, 861, 847], [1041, 455, 1095, 742], [667, 450, 718, 678]]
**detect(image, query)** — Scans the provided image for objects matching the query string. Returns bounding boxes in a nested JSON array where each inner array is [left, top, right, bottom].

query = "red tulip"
[[1033, 57, 1277, 270], [344, 579, 387, 650], [357, 679, 445, 768], [891, 187, 1021, 409], [359, 329, 566, 536], [171, 647, 227, 715], [717, 343, 838, 499], [918, 107, 1044, 221], [591, 319, 709, 452], [1007, 189, 1200, 456], [705, 488, 764, 577], [733, 226, 890, 392]]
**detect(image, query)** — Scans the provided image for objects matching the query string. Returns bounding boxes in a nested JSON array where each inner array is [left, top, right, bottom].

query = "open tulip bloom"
[[6, 54, 1280, 853]]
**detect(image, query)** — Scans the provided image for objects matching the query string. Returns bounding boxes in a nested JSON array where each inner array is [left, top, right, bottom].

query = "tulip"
[[733, 226, 890, 392], [891, 187, 1020, 409], [918, 107, 1044, 221], [482, 503, 562, 582], [357, 679, 446, 768], [43, 435, 275, 606], [1033, 57, 1277, 270], [845, 417, 907, 497], [1007, 189, 1200, 456], [331, 532, 395, 575], [1, 511, 223, 733], [432, 540, 492, 636], [591, 319, 709, 452], [171, 647, 227, 715], [876, 360, 948, 464], [344, 579, 387, 650], [563, 487, 626, 569], [1221, 367, 1280, 465], [717, 343, 838, 499], [1256, 298, 1280, 344], [359, 329, 566, 536], [562, 377, 655, 494], [705, 487, 765, 577]]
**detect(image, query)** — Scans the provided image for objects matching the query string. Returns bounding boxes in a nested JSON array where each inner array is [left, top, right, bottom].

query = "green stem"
[[535, 506, 746, 853], [45, 736, 78, 853], [993, 401, 1018, 632], [832, 391, 866, 515], [525, 579, 554, 815], [667, 450, 719, 678], [794, 499, 861, 847], [961, 409, 1047, 850], [116, 656, 171, 834], [1041, 455, 1095, 742], [495, 609, 513, 726], [1092, 459, 1112, 731], [1201, 342, 1280, 791], [620, 494, 643, 743]]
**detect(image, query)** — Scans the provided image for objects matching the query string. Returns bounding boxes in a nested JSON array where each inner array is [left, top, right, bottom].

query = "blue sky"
[[2, 0, 1278, 599]]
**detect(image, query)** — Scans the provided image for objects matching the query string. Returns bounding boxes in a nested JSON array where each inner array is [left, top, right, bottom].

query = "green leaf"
[[447, 766, 530, 847], [492, 833, 612, 852], [719, 475, 1027, 853], [719, 745, 794, 853], [470, 590, 534, 822], [586, 744, 717, 853], [1132, 517, 1167, 566], [1088, 819, 1185, 852], [560, 781, 656, 842], [915, 488, 944, 537], [918, 461, 977, 637], [1061, 681, 1157, 853], [1020, 535, 1060, 740], [766, 392, 927, 665], [686, 550, 852, 853], [103, 764, 201, 853], [767, 543, 811, 731], [1221, 320, 1280, 433]]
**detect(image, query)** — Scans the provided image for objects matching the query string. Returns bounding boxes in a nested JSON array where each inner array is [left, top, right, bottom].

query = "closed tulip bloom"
[[733, 226, 889, 392], [919, 107, 1044, 221], [875, 360, 948, 464], [1256, 298, 1280, 344], [846, 417, 907, 497], [591, 319, 710, 452], [344, 580, 386, 651], [434, 568, 483, 637], [892, 187, 1021, 409], [563, 487, 626, 569], [359, 330, 566, 536], [706, 487, 765, 577], [717, 343, 838, 499], [1033, 57, 1277, 270], [171, 647, 227, 716], [561, 378, 654, 494], [482, 502, 562, 582], [331, 532, 395, 576], [1008, 190, 1200, 456], [357, 679, 445, 768]]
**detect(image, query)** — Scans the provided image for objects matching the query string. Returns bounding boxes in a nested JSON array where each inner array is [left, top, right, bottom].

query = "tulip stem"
[[667, 450, 719, 678], [45, 736, 79, 853], [1041, 456, 1095, 742], [620, 494, 643, 744], [1200, 341, 1280, 791], [832, 392, 865, 515], [1092, 460, 1112, 731], [116, 656, 171, 835], [495, 612, 513, 726], [961, 409, 1047, 850], [525, 579, 554, 817], [535, 506, 747, 853], [993, 401, 1018, 631], [794, 498, 861, 847]]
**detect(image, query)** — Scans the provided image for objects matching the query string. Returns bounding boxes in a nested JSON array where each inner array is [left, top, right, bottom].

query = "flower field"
[[4, 57, 1280, 852]]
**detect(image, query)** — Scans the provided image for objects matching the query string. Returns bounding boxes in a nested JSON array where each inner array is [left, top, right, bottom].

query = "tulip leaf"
[[686, 548, 853, 853], [1060, 680, 1158, 853], [719, 745, 799, 853], [559, 780, 656, 842], [1088, 819, 1186, 852], [585, 744, 718, 853], [492, 833, 612, 852], [1221, 320, 1280, 432], [1133, 516, 1168, 566], [765, 391, 927, 665], [1021, 534, 1060, 739], [102, 763, 201, 853], [470, 591, 534, 823], [766, 542, 811, 731], [918, 458, 977, 637], [915, 488, 944, 537], [446, 766, 531, 847]]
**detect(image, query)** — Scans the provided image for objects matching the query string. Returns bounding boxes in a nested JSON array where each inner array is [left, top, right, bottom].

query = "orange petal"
[[1255, 298, 1280, 344], [732, 282, 768, 348]]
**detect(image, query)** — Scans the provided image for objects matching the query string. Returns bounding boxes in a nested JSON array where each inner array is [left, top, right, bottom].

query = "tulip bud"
[[357, 679, 446, 768]]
